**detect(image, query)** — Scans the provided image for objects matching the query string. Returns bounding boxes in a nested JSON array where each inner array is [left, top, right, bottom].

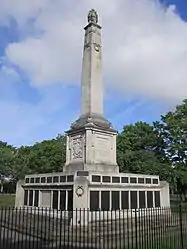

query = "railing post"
[[135, 209, 138, 249], [179, 203, 184, 249]]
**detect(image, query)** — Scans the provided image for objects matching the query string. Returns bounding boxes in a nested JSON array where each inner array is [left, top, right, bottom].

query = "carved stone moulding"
[[71, 134, 85, 160]]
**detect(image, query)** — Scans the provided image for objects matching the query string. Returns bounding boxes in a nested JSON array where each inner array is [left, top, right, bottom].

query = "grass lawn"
[[126, 231, 187, 249], [0, 195, 15, 207]]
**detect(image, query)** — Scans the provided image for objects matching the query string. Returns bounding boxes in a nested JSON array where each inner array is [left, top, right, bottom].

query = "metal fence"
[[0, 205, 187, 249]]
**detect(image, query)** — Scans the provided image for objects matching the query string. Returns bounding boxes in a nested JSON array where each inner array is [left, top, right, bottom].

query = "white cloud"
[[0, 86, 76, 147], [2, 0, 187, 102], [0, 0, 49, 26], [1, 65, 20, 81], [0, 65, 77, 146]]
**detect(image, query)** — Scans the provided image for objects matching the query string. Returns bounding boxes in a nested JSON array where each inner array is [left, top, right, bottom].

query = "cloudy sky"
[[0, 0, 187, 147]]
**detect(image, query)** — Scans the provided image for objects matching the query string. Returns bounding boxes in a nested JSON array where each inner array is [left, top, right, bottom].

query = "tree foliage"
[[23, 134, 66, 175], [154, 99, 187, 193], [0, 142, 16, 177], [117, 121, 174, 183], [0, 135, 66, 181]]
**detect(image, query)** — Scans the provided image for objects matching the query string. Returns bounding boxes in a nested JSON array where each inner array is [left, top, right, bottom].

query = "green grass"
[[0, 194, 15, 207], [126, 233, 187, 249], [171, 202, 187, 214]]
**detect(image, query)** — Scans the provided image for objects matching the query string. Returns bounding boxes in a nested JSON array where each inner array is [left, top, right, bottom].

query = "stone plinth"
[[64, 118, 118, 174]]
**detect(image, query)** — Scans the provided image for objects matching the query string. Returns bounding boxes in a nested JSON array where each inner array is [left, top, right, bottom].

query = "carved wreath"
[[76, 186, 84, 197]]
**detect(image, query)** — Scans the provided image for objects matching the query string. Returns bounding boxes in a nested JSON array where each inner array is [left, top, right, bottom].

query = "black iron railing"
[[0, 205, 187, 249]]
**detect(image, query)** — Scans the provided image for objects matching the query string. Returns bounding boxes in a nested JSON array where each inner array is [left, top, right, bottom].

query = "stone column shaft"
[[81, 21, 103, 117]]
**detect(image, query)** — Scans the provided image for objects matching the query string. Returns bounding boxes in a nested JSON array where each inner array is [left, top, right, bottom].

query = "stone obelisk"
[[81, 9, 103, 117], [64, 10, 119, 174]]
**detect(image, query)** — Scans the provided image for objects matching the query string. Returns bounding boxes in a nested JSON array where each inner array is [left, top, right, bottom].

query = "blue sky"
[[0, 0, 187, 147], [161, 0, 187, 20]]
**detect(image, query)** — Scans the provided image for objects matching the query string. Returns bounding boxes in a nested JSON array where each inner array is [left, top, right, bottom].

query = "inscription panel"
[[95, 134, 110, 163]]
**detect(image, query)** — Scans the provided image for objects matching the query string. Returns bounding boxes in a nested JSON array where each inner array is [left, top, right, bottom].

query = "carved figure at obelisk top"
[[88, 9, 98, 24]]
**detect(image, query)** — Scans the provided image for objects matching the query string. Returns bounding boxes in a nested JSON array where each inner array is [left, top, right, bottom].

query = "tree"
[[14, 145, 32, 179], [0, 135, 67, 181], [19, 134, 66, 176], [154, 99, 187, 194], [0, 142, 16, 177], [0, 141, 17, 192], [117, 121, 174, 183]]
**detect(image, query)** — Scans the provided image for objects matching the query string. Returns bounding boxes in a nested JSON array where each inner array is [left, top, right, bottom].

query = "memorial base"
[[15, 170, 170, 226]]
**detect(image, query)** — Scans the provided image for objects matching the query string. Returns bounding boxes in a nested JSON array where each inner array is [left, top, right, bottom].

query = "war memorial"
[[15, 10, 170, 223]]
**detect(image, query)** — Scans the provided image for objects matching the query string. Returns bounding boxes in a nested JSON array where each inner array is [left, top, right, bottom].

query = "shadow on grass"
[[0, 239, 97, 249]]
